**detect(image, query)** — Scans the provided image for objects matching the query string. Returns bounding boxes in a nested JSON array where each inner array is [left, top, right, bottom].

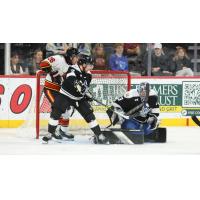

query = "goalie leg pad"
[[121, 130, 144, 144], [99, 129, 122, 144], [122, 119, 154, 135], [143, 123, 153, 135], [121, 119, 141, 130], [144, 127, 167, 143], [107, 128, 144, 144], [120, 120, 145, 144]]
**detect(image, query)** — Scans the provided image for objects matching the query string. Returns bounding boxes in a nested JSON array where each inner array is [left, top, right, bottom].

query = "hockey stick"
[[90, 82, 151, 122], [91, 97, 130, 120], [191, 115, 200, 127], [92, 97, 150, 120]]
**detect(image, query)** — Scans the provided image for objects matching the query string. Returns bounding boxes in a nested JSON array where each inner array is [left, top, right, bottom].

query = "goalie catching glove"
[[139, 103, 151, 118], [147, 114, 159, 130], [106, 105, 125, 125]]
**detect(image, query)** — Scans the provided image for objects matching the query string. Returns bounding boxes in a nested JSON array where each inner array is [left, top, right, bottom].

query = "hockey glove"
[[50, 71, 62, 85], [74, 80, 86, 95], [139, 104, 151, 117], [106, 107, 119, 126], [147, 115, 158, 129], [84, 91, 93, 102], [40, 61, 52, 73]]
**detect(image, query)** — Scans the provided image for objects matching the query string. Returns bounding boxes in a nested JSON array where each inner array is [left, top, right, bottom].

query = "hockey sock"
[[59, 118, 69, 133], [48, 124, 57, 134], [60, 126, 69, 133], [48, 118, 59, 134]]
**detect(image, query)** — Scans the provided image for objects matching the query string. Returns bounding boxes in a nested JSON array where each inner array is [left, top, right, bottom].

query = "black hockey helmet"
[[78, 54, 94, 66], [66, 47, 79, 58], [65, 47, 79, 65], [137, 82, 150, 101]]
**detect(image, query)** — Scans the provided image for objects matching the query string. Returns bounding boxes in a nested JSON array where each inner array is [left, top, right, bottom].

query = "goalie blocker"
[[101, 127, 167, 144]]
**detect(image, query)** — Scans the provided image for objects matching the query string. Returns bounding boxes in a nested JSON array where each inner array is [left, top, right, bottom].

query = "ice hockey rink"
[[0, 126, 200, 155]]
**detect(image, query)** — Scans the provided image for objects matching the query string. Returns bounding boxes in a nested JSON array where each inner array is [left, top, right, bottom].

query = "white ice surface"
[[0, 127, 200, 155]]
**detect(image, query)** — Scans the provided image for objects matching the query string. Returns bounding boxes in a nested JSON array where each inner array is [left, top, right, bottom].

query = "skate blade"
[[41, 138, 63, 144], [42, 140, 49, 144], [41, 138, 75, 144], [52, 138, 63, 143], [62, 137, 74, 141]]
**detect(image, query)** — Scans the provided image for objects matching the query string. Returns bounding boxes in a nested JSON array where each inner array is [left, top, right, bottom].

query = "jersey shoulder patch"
[[149, 89, 158, 96], [71, 64, 81, 72], [124, 89, 139, 98]]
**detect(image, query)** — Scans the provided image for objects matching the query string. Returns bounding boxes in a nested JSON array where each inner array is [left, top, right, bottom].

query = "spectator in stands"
[[170, 47, 194, 76], [92, 43, 108, 70], [77, 43, 92, 56], [25, 49, 43, 75], [144, 43, 172, 76], [103, 43, 114, 58], [109, 43, 128, 71], [0, 44, 4, 74], [46, 43, 69, 57], [10, 52, 24, 75], [124, 43, 146, 75]]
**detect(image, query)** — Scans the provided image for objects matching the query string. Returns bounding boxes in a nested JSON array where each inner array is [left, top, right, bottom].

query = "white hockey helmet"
[[137, 82, 150, 101]]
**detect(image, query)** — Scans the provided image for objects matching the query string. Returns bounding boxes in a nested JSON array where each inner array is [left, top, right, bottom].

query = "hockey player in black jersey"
[[42, 54, 108, 144], [106, 82, 166, 144]]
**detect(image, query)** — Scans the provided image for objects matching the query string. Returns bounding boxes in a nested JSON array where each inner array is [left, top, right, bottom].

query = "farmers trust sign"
[[131, 78, 200, 115], [153, 84, 180, 106]]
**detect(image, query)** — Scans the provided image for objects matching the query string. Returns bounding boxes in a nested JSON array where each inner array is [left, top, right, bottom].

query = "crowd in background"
[[0, 43, 197, 76]]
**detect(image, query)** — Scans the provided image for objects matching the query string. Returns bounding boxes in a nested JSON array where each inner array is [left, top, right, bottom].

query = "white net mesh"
[[18, 70, 131, 139]]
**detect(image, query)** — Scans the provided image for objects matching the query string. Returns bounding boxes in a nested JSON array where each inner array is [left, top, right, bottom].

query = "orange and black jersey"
[[44, 79, 61, 92], [39, 55, 69, 92]]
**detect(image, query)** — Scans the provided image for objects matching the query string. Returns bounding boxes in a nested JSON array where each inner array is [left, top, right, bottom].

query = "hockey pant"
[[121, 118, 153, 135], [44, 88, 70, 132], [50, 94, 101, 136]]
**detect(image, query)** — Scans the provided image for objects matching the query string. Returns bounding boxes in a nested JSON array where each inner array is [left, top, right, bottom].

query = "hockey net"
[[35, 70, 131, 139]]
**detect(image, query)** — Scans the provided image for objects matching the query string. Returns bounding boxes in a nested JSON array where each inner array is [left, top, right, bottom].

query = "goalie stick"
[[191, 115, 200, 127], [91, 83, 150, 121], [91, 97, 130, 120]]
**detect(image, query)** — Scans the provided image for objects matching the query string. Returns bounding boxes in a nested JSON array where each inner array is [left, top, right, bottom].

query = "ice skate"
[[42, 132, 63, 144], [90, 133, 109, 144], [59, 128, 74, 141]]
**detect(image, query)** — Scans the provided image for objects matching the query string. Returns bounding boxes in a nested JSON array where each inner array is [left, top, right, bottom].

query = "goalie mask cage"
[[36, 70, 131, 139]]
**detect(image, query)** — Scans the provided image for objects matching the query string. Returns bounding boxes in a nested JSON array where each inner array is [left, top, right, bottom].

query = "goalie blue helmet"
[[137, 82, 150, 101]]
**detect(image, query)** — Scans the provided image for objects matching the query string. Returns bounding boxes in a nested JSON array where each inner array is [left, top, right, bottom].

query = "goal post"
[[36, 70, 131, 139]]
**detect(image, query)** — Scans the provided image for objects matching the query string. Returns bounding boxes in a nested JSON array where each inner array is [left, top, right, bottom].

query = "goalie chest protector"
[[115, 89, 159, 112]]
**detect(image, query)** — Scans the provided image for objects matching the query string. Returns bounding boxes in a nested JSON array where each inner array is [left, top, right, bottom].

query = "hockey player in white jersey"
[[106, 82, 166, 144], [39, 47, 79, 140]]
